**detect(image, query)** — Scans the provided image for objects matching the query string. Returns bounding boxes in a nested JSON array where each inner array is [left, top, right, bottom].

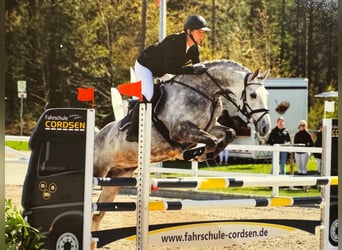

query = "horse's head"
[[205, 60, 271, 137], [241, 69, 271, 136]]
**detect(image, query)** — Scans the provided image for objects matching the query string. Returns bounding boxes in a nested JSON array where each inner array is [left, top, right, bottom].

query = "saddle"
[[119, 84, 164, 131], [119, 82, 205, 161], [118, 99, 138, 131]]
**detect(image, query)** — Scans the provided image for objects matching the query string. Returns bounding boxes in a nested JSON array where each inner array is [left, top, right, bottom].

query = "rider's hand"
[[193, 63, 208, 75]]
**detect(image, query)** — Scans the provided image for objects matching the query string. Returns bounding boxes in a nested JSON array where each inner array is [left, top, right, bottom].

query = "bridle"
[[156, 69, 269, 150], [204, 71, 269, 128], [238, 73, 269, 126], [169, 70, 269, 130]]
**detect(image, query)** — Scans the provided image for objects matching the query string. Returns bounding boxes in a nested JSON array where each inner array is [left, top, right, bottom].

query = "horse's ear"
[[258, 69, 270, 80], [249, 69, 260, 81]]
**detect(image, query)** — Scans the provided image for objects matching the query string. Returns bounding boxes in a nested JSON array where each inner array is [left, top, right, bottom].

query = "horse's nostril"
[[263, 127, 267, 134], [258, 125, 267, 136]]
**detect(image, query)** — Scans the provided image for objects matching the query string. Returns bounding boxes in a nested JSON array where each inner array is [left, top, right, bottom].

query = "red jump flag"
[[117, 81, 142, 101], [77, 87, 94, 102]]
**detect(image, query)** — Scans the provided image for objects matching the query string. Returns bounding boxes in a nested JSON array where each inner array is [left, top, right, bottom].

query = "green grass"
[[5, 141, 30, 151], [202, 157, 318, 174]]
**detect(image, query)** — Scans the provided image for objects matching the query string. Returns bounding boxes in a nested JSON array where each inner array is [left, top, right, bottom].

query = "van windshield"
[[38, 138, 85, 176]]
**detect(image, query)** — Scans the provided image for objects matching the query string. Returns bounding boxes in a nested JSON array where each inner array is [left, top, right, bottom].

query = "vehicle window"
[[38, 138, 85, 176]]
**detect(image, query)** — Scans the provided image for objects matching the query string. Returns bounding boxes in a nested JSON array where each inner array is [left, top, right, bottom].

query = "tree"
[[5, 0, 338, 132], [5, 0, 143, 128]]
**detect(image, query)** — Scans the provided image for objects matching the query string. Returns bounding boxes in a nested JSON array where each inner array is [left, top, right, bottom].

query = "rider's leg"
[[126, 100, 140, 142], [126, 61, 153, 142]]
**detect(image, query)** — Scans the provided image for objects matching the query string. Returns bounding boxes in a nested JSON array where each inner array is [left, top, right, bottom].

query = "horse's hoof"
[[183, 146, 205, 161]]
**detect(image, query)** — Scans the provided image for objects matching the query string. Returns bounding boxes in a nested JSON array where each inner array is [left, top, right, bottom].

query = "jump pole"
[[136, 102, 152, 249], [150, 176, 337, 189], [88, 115, 337, 249], [93, 196, 323, 211], [93, 176, 338, 189]]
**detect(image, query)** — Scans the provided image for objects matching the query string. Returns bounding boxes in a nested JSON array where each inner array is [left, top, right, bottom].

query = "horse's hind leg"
[[91, 167, 136, 248]]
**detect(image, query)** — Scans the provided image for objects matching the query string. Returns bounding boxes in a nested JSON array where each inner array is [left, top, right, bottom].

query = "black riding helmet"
[[184, 15, 211, 32]]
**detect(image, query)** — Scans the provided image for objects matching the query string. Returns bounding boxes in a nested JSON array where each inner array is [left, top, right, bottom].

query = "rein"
[[171, 73, 224, 132], [171, 71, 269, 128], [171, 78, 217, 104]]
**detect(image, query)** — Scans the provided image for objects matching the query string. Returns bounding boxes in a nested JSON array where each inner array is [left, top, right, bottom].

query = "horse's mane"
[[170, 59, 251, 106], [204, 59, 251, 73]]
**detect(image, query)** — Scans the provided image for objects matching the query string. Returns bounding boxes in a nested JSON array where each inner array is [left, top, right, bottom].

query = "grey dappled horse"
[[91, 59, 271, 236]]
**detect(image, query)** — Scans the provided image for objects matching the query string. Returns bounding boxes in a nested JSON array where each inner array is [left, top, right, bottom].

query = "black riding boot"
[[126, 101, 140, 142]]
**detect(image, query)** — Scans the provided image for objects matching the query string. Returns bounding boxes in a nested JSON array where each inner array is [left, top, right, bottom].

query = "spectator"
[[294, 120, 314, 175], [313, 120, 323, 174], [219, 149, 229, 165], [267, 116, 291, 174]]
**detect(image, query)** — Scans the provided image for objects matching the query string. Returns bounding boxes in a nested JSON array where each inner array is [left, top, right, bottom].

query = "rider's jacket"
[[137, 32, 200, 77]]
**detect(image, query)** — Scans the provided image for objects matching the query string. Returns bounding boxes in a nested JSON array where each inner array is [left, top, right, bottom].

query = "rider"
[[126, 15, 211, 142]]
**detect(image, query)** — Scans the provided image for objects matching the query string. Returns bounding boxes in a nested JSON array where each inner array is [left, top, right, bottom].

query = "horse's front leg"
[[198, 124, 236, 161], [92, 186, 121, 232], [209, 123, 236, 146], [170, 121, 218, 152]]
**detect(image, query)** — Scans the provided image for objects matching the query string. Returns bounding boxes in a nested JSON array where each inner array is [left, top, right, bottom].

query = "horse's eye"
[[250, 92, 257, 99]]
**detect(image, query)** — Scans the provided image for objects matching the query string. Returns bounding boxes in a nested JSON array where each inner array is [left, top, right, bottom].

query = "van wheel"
[[329, 204, 338, 246], [49, 216, 82, 250]]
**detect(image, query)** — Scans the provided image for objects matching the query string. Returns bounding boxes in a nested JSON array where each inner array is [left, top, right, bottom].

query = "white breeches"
[[295, 152, 309, 174]]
